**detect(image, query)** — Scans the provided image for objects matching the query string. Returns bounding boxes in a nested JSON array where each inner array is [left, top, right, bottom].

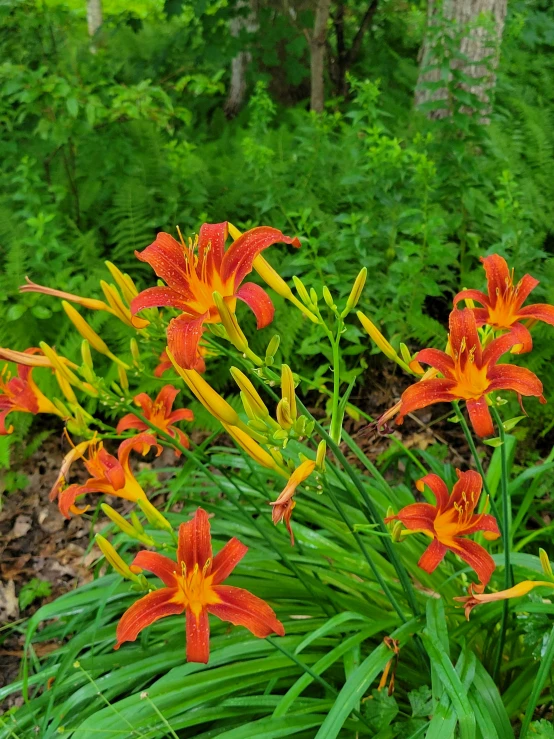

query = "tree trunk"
[[415, 0, 507, 119], [310, 0, 332, 112], [224, 0, 259, 118], [86, 0, 103, 38]]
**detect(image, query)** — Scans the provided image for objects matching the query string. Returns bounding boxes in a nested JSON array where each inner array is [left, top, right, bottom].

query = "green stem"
[[297, 399, 421, 619], [491, 404, 511, 682], [324, 481, 408, 623], [329, 328, 343, 445]]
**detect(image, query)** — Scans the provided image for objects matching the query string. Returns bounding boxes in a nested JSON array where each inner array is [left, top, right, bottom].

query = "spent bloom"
[[270, 460, 316, 545], [396, 308, 545, 437], [0, 349, 62, 434], [130, 222, 300, 370], [116, 385, 194, 454], [455, 579, 554, 620], [386, 470, 500, 589], [454, 254, 554, 353], [115, 507, 285, 662], [50, 432, 161, 518]]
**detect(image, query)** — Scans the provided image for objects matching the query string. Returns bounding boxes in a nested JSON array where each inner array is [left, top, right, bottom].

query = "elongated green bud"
[[95, 534, 143, 582], [322, 286, 335, 310], [118, 365, 129, 391], [281, 364, 297, 421], [315, 440, 327, 471], [137, 498, 173, 533], [276, 398, 293, 430], [213, 292, 249, 353], [81, 340, 94, 370], [342, 267, 367, 316], [101, 504, 155, 545], [265, 335, 280, 366], [293, 276, 311, 306], [131, 510, 144, 534], [231, 367, 269, 420], [540, 548, 553, 578], [400, 343, 412, 366], [130, 338, 140, 366]]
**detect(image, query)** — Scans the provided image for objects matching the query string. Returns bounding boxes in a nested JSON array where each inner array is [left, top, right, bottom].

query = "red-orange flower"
[[454, 254, 554, 353], [0, 349, 60, 434], [386, 470, 500, 588], [396, 308, 545, 437], [115, 507, 285, 662], [50, 432, 162, 518], [130, 222, 300, 369], [116, 385, 193, 455]]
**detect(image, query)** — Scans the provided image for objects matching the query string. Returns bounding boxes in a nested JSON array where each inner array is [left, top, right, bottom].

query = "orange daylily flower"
[[270, 460, 316, 545], [396, 308, 546, 437], [385, 470, 500, 588], [455, 579, 554, 620], [0, 349, 61, 434], [50, 432, 162, 518], [115, 507, 285, 662], [116, 385, 194, 455], [454, 254, 554, 353], [130, 222, 300, 370]]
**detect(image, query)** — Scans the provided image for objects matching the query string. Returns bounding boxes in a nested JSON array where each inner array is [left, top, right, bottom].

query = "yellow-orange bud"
[[101, 504, 155, 545], [223, 422, 287, 474], [95, 534, 142, 582], [212, 292, 249, 353], [168, 352, 241, 426], [230, 367, 269, 420], [357, 311, 397, 360], [62, 302, 129, 369], [281, 364, 297, 421], [342, 267, 367, 316]]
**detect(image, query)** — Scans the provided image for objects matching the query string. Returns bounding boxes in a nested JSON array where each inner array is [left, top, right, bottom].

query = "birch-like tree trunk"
[[224, 0, 259, 118], [86, 0, 103, 38], [310, 0, 332, 112], [415, 0, 507, 119]]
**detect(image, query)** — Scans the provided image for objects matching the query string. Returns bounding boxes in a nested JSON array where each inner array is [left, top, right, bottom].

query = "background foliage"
[[2, 0, 554, 736]]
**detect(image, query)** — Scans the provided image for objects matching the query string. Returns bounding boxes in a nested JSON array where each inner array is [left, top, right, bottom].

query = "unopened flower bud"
[[265, 335, 280, 365], [230, 367, 269, 420], [118, 365, 129, 391], [137, 499, 173, 533], [81, 341, 94, 370], [62, 302, 129, 369], [540, 548, 553, 578], [281, 364, 297, 421], [292, 276, 311, 306], [399, 343, 412, 366], [322, 286, 335, 310], [276, 398, 293, 429], [101, 504, 155, 545], [342, 267, 367, 316], [315, 440, 327, 471], [95, 534, 143, 582], [130, 338, 140, 365], [212, 292, 249, 353]]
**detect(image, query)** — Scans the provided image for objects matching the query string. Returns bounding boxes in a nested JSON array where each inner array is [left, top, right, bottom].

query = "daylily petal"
[[473, 308, 491, 326], [170, 426, 190, 454], [167, 313, 208, 371], [447, 537, 496, 587], [220, 227, 300, 288], [417, 539, 447, 574], [518, 303, 554, 325], [58, 483, 88, 519], [132, 551, 179, 587], [414, 348, 455, 378], [513, 274, 540, 311], [416, 473, 449, 510], [130, 286, 191, 315], [507, 322, 533, 354], [396, 378, 456, 424], [481, 254, 510, 306], [453, 289, 489, 308], [186, 607, 210, 663], [178, 507, 212, 573], [235, 282, 275, 329], [394, 502, 437, 532], [167, 408, 194, 424], [156, 385, 180, 416], [449, 308, 482, 365], [482, 331, 521, 367], [115, 414, 148, 434], [487, 365, 544, 398], [97, 447, 126, 490], [449, 469, 482, 510], [0, 408, 13, 435], [209, 585, 285, 638], [461, 513, 501, 538], [118, 433, 162, 473], [211, 538, 248, 585], [198, 222, 228, 274], [134, 233, 194, 297], [114, 588, 184, 649], [466, 397, 494, 437], [133, 392, 153, 417]]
